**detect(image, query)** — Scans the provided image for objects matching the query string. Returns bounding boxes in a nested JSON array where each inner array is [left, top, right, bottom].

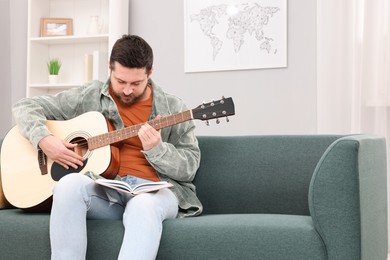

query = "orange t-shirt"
[[109, 86, 160, 182]]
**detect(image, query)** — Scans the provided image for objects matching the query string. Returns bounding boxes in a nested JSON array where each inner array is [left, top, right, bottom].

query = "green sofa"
[[0, 135, 387, 259]]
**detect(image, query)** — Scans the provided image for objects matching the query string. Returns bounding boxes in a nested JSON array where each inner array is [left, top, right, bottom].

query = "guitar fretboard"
[[88, 110, 193, 150]]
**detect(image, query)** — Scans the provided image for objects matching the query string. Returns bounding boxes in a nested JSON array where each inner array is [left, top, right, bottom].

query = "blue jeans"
[[50, 173, 178, 260]]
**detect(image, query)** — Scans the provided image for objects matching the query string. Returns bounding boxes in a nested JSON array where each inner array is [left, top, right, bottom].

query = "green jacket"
[[13, 79, 203, 217]]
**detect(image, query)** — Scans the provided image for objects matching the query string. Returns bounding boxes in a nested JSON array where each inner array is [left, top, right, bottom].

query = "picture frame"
[[184, 0, 287, 72], [40, 18, 73, 37]]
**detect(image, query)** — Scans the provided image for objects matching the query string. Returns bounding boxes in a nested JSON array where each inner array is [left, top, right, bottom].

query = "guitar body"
[[1, 111, 113, 210]]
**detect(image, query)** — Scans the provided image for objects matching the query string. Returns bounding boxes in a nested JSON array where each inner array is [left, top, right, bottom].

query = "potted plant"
[[47, 58, 62, 84]]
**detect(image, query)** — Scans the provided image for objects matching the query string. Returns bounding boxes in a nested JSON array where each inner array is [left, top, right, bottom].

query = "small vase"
[[88, 16, 104, 34], [49, 75, 59, 84]]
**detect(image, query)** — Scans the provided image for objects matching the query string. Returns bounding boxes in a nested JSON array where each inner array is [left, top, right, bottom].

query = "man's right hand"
[[38, 135, 84, 170]]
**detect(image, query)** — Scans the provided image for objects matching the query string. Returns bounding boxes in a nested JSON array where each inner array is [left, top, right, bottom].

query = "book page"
[[132, 182, 173, 194], [95, 179, 173, 195]]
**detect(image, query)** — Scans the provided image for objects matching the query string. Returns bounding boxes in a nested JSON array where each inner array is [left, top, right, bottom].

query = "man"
[[12, 34, 202, 259]]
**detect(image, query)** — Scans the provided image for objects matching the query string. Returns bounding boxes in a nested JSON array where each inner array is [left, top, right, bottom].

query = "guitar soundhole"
[[51, 135, 91, 181], [70, 136, 90, 159]]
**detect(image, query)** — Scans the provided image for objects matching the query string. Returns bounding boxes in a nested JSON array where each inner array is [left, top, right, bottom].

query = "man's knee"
[[124, 193, 162, 220], [53, 173, 91, 197]]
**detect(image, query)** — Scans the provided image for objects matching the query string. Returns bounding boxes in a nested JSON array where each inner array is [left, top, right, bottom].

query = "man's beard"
[[116, 93, 140, 106], [113, 86, 148, 107]]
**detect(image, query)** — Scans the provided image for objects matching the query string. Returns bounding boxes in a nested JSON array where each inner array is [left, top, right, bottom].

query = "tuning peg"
[[226, 117, 230, 123], [216, 118, 220, 124], [205, 120, 210, 126]]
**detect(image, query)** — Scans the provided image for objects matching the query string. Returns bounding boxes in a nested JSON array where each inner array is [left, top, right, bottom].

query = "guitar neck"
[[88, 110, 193, 150]]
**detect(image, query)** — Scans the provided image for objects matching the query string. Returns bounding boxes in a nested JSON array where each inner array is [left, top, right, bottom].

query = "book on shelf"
[[84, 54, 93, 82], [95, 178, 173, 196], [92, 50, 108, 82]]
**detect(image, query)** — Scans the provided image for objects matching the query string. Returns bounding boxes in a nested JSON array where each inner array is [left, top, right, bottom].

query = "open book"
[[95, 178, 173, 196]]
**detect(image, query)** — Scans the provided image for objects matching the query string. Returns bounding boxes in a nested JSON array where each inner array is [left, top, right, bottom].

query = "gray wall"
[[0, 0, 12, 138], [129, 0, 317, 136], [0, 0, 317, 137], [0, 0, 27, 138]]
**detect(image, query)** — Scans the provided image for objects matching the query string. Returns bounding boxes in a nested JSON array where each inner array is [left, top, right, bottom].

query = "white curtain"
[[317, 0, 390, 251]]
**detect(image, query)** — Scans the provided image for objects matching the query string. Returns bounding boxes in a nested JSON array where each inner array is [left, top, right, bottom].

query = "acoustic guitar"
[[0, 97, 235, 211]]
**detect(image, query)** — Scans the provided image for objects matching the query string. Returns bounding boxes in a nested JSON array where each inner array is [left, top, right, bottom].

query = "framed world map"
[[184, 0, 287, 72]]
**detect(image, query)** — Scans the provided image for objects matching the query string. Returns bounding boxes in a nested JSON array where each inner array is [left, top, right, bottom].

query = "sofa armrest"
[[309, 134, 387, 260]]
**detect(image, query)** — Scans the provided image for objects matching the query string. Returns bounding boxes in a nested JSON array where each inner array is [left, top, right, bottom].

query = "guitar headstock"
[[192, 97, 235, 125]]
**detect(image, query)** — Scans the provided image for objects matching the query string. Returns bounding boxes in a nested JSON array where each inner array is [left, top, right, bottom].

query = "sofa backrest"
[[194, 135, 341, 215], [0, 135, 340, 216]]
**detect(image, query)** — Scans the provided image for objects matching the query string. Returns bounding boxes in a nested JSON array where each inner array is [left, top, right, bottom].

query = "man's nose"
[[123, 84, 133, 95]]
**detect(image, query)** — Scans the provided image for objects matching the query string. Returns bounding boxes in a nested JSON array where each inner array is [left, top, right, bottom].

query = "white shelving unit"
[[27, 0, 129, 97]]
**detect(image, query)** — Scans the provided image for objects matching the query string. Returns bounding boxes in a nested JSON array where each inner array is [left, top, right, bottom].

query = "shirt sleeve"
[[12, 86, 86, 148]]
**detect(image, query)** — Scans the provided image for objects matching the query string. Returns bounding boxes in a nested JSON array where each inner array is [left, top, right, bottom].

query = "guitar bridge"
[[38, 149, 48, 175]]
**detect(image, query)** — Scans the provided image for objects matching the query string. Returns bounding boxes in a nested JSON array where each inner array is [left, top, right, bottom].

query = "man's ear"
[[147, 67, 154, 78]]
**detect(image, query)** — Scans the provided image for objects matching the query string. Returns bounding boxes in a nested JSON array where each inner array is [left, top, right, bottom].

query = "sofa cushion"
[[0, 209, 326, 260], [157, 214, 327, 260], [0, 209, 51, 258], [0, 209, 124, 259]]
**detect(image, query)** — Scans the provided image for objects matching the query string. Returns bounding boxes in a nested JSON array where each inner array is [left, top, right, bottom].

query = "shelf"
[[29, 83, 81, 89], [30, 34, 109, 45], [26, 0, 128, 97]]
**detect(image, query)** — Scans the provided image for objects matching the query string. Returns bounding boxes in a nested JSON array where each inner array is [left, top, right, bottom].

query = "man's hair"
[[109, 34, 153, 74]]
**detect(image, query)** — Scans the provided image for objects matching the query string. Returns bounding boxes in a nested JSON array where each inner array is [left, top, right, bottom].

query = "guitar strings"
[[71, 139, 88, 148], [67, 111, 192, 150]]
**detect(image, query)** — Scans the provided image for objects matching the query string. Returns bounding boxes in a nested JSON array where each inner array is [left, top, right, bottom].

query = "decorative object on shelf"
[[41, 18, 73, 37], [88, 16, 104, 34], [47, 58, 62, 84]]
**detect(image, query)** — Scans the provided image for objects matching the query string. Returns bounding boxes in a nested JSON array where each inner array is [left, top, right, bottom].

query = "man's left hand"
[[138, 116, 162, 151]]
